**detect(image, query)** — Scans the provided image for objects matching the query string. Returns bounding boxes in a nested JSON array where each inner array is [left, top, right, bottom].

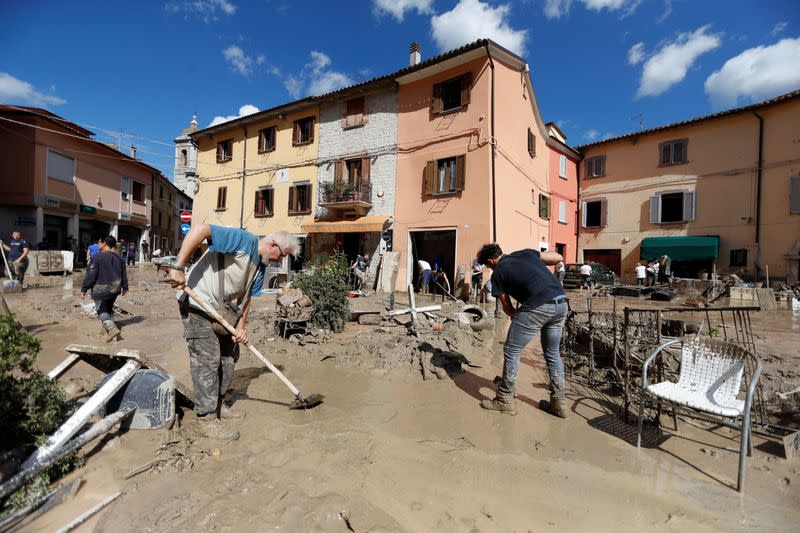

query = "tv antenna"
[[631, 113, 644, 130]]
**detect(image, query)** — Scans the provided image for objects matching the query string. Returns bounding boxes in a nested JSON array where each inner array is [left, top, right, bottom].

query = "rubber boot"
[[539, 392, 568, 419], [195, 415, 240, 441], [218, 396, 245, 421], [480, 382, 517, 415], [102, 320, 120, 343]]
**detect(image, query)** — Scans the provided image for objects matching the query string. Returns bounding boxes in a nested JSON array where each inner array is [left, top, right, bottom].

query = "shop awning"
[[640, 236, 720, 262], [301, 216, 390, 234]]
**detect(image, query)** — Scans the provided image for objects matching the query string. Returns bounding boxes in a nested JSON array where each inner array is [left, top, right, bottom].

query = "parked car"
[[562, 262, 619, 288]]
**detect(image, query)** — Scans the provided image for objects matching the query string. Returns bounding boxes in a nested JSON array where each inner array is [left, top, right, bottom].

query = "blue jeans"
[[94, 295, 118, 323], [501, 301, 568, 395]]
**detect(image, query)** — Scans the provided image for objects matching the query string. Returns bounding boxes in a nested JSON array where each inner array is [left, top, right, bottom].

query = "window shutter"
[[528, 129, 534, 157], [683, 191, 695, 221], [334, 160, 344, 182], [581, 201, 587, 228], [660, 144, 671, 166], [649, 195, 660, 224], [254, 190, 260, 214], [587, 159, 594, 177], [216, 143, 222, 163], [288, 186, 295, 212], [308, 118, 315, 143], [425, 160, 436, 194], [362, 156, 371, 182], [600, 197, 608, 227], [431, 83, 443, 114], [460, 73, 473, 106], [674, 141, 684, 163], [292, 122, 299, 145], [267, 189, 274, 214], [559, 155, 567, 178], [455, 155, 466, 191], [559, 201, 567, 223], [791, 176, 800, 214]]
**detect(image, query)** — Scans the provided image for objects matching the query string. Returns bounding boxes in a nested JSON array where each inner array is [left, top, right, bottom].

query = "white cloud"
[[308, 51, 331, 74], [208, 104, 259, 127], [223, 45, 254, 76], [584, 129, 599, 141], [655, 0, 672, 24], [635, 25, 722, 98], [627, 42, 645, 65], [164, 0, 237, 22], [542, 0, 641, 19], [281, 51, 353, 98], [308, 72, 354, 96], [283, 75, 303, 99], [0, 73, 66, 107], [770, 21, 788, 37], [256, 54, 266, 65], [430, 0, 527, 56], [372, 0, 434, 22], [705, 38, 800, 109], [543, 0, 572, 19]]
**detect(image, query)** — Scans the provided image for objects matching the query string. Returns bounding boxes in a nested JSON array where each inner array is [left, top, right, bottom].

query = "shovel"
[[183, 286, 323, 410], [0, 241, 22, 293]]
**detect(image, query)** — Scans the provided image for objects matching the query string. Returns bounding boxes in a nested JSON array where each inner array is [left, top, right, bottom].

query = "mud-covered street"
[[4, 266, 800, 532]]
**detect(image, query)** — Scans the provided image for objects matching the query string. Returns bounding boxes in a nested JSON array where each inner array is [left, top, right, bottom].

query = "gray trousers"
[[180, 302, 240, 416]]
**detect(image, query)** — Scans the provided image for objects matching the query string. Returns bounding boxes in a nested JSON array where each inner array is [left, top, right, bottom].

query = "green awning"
[[640, 236, 719, 262]]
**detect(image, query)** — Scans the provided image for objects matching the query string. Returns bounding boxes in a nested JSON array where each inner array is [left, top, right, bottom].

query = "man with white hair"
[[166, 224, 298, 440]]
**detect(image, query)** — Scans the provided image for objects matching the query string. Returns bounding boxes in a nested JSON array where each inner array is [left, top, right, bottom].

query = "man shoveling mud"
[[476, 243, 569, 418], [165, 224, 298, 441]]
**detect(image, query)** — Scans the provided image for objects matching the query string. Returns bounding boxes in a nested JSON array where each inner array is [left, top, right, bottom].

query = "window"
[[424, 155, 465, 195], [343, 97, 365, 128], [730, 249, 748, 267], [528, 128, 536, 158], [586, 156, 605, 177], [660, 139, 688, 166], [334, 157, 371, 186], [791, 176, 800, 214], [47, 150, 75, 182], [157, 211, 162, 227], [216, 139, 233, 163], [181, 149, 187, 166], [120, 177, 130, 200], [559, 155, 567, 179], [649, 191, 695, 224], [288, 183, 312, 214], [254, 187, 274, 217], [292, 117, 314, 146], [581, 199, 608, 228], [216, 186, 227, 210], [258, 126, 276, 153], [539, 194, 550, 220], [556, 243, 566, 257], [431, 73, 472, 114], [558, 200, 568, 224], [160, 186, 165, 200], [132, 181, 145, 202]]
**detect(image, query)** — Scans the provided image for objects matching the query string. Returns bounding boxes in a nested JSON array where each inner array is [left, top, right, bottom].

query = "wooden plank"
[[48, 354, 81, 380], [66, 344, 143, 361]]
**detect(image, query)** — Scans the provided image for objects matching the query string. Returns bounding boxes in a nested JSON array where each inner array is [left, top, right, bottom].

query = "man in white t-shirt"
[[579, 262, 593, 289], [417, 259, 432, 294], [635, 263, 647, 285]]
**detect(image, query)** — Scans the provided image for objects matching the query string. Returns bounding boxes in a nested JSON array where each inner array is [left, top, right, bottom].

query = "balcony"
[[319, 180, 372, 216]]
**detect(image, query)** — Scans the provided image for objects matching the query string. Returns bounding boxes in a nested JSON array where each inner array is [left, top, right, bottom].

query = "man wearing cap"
[[165, 224, 298, 441], [476, 243, 569, 418]]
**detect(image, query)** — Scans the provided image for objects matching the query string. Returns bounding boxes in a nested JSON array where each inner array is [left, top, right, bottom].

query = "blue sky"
[[1, 0, 798, 178]]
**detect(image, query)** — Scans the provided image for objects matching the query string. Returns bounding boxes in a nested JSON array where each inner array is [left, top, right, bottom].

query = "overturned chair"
[[636, 337, 763, 492]]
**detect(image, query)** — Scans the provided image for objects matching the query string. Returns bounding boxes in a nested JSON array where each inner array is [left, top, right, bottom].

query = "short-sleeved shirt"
[[418, 260, 431, 271], [180, 225, 265, 312], [88, 243, 101, 260], [490, 249, 565, 310], [355, 255, 368, 271], [7, 239, 29, 261], [579, 264, 592, 276], [635, 265, 646, 278]]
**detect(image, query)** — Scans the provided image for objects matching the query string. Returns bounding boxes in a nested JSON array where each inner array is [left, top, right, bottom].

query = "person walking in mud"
[[476, 243, 569, 418], [81, 235, 128, 342], [165, 224, 298, 441]]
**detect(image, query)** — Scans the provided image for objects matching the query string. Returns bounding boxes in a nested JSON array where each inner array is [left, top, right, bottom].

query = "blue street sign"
[[180, 223, 191, 235]]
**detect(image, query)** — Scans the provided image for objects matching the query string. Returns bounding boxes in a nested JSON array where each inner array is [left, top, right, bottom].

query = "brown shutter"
[[254, 190, 260, 214], [362, 156, 371, 182], [431, 82, 443, 114], [308, 118, 315, 143], [425, 160, 436, 194], [292, 121, 299, 145], [334, 160, 344, 182], [288, 186, 295, 212], [460, 73, 473, 106], [216, 143, 222, 163], [528, 128, 534, 157], [267, 188, 274, 214], [455, 155, 466, 191]]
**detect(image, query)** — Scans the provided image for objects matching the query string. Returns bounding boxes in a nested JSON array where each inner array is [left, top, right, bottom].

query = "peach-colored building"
[[577, 89, 800, 284], [546, 122, 579, 264], [0, 106, 158, 263], [394, 40, 554, 290]]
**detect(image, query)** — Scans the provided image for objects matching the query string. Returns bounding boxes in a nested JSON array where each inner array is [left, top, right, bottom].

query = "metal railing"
[[318, 181, 372, 206]]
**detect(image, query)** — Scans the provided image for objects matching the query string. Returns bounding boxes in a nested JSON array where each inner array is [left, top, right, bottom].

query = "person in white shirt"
[[579, 262, 593, 289], [635, 263, 647, 286], [555, 260, 566, 285], [646, 261, 659, 286], [417, 259, 432, 294]]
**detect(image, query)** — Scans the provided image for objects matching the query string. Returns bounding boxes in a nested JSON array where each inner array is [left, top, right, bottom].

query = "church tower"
[[173, 114, 199, 198]]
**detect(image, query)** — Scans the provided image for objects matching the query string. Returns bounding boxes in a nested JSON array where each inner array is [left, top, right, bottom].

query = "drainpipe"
[[576, 154, 581, 262], [240, 126, 248, 229], [485, 43, 497, 242], [753, 112, 763, 281]]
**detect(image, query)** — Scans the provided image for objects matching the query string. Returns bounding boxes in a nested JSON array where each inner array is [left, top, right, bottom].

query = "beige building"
[[577, 89, 800, 283], [190, 101, 319, 267]]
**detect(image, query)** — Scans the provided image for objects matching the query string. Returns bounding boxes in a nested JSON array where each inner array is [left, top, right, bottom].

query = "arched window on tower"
[[181, 149, 188, 166]]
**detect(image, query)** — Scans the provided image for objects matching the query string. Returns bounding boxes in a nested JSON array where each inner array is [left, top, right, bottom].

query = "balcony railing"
[[318, 180, 372, 214]]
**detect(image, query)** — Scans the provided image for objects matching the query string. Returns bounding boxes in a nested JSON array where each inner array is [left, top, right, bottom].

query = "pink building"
[[393, 40, 554, 291], [546, 123, 579, 264]]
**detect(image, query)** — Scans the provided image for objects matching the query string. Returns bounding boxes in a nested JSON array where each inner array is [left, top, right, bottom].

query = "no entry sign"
[[180, 211, 192, 223]]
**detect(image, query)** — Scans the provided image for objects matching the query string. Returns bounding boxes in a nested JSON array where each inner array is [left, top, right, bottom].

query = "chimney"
[[409, 41, 421, 66], [130, 145, 137, 159]]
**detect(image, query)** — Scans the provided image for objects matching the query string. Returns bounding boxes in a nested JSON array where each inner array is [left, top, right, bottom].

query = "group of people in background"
[[416, 258, 451, 296], [636, 255, 671, 286]]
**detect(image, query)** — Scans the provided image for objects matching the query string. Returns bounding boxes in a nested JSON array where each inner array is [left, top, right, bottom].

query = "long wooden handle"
[[0, 242, 14, 280], [183, 286, 301, 398]]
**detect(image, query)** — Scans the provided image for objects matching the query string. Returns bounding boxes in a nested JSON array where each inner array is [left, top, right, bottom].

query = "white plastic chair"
[[636, 338, 763, 492]]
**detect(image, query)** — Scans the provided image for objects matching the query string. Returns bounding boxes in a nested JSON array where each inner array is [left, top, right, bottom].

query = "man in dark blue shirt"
[[81, 235, 128, 342], [477, 243, 569, 418], [2, 231, 30, 288]]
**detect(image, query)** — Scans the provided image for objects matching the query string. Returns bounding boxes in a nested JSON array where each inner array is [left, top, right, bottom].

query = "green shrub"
[[293, 251, 350, 333]]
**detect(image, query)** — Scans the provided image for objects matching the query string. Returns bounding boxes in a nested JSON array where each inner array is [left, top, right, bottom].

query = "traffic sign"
[[180, 211, 192, 223], [180, 223, 191, 235]]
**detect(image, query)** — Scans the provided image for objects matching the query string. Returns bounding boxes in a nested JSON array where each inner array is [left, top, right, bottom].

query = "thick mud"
[[3, 267, 799, 532]]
